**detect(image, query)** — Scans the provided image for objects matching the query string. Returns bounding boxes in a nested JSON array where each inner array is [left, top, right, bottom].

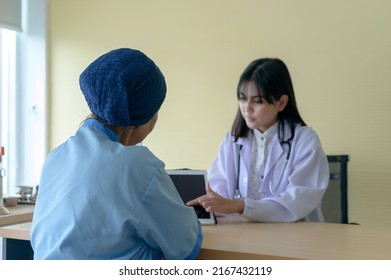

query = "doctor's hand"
[[186, 183, 244, 214]]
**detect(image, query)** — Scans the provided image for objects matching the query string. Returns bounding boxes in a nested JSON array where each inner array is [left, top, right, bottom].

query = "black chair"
[[321, 155, 349, 224]]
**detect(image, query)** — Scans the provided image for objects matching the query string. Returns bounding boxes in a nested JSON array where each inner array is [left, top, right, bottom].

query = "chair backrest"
[[321, 155, 349, 224]]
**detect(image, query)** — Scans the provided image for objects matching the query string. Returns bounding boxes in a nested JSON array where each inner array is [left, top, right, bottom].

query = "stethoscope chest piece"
[[233, 189, 241, 200]]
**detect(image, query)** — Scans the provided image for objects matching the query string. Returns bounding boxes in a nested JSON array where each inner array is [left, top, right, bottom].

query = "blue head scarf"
[[79, 48, 166, 127]]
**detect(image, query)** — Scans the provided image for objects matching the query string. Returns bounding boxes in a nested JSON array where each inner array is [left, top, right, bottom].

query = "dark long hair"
[[231, 58, 306, 142]]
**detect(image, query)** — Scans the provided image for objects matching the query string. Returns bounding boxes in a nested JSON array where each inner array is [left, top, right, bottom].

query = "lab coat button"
[[243, 177, 247, 183]]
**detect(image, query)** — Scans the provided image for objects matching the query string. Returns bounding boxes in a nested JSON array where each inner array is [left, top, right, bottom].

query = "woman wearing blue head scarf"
[[31, 48, 202, 260]]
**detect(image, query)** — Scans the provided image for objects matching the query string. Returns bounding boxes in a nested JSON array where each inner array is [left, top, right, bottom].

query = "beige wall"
[[49, 0, 391, 226]]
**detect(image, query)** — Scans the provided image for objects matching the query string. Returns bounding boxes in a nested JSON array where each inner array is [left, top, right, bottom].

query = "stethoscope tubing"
[[234, 145, 243, 200]]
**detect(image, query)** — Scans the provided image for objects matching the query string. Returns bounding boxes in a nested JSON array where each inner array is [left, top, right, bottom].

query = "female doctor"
[[188, 58, 329, 222]]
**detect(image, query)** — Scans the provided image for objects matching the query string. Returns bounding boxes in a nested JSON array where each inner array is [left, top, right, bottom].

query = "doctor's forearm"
[[233, 200, 244, 214]]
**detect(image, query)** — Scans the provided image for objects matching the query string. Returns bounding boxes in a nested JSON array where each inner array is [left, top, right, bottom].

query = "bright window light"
[[0, 28, 16, 194]]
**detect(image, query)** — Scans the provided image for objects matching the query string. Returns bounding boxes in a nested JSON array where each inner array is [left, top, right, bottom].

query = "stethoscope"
[[234, 138, 292, 199]]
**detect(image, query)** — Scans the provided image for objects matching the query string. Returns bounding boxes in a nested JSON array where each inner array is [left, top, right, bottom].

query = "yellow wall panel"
[[49, 0, 391, 226]]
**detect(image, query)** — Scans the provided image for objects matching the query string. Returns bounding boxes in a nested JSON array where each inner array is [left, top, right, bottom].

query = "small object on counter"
[[17, 185, 34, 204], [0, 146, 4, 160], [0, 206, 9, 215], [3, 194, 21, 207]]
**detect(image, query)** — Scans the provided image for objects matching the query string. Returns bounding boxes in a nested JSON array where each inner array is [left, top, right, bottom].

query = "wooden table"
[[198, 216, 391, 260], [2, 212, 391, 260], [0, 222, 31, 241], [0, 204, 35, 259], [0, 204, 34, 227]]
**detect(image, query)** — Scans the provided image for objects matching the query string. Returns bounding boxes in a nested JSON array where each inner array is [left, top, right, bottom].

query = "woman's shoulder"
[[124, 145, 163, 165], [295, 124, 319, 136], [293, 124, 323, 146], [119, 145, 167, 179]]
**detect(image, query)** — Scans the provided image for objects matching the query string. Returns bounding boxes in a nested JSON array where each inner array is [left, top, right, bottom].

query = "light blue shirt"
[[31, 119, 202, 259]]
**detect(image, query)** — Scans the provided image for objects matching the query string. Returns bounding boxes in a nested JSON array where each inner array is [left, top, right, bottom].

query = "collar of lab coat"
[[234, 120, 293, 179]]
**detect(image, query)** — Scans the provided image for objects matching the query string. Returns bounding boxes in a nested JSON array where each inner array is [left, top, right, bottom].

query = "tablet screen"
[[167, 169, 217, 224], [169, 173, 206, 203]]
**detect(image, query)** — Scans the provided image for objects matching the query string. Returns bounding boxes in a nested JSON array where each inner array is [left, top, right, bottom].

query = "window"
[[0, 28, 16, 194], [0, 0, 47, 195]]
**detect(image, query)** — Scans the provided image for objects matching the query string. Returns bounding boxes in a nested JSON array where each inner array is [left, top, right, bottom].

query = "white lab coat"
[[208, 122, 329, 222]]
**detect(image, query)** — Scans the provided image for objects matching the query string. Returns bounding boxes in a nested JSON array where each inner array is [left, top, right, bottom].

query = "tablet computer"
[[167, 169, 217, 225]]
